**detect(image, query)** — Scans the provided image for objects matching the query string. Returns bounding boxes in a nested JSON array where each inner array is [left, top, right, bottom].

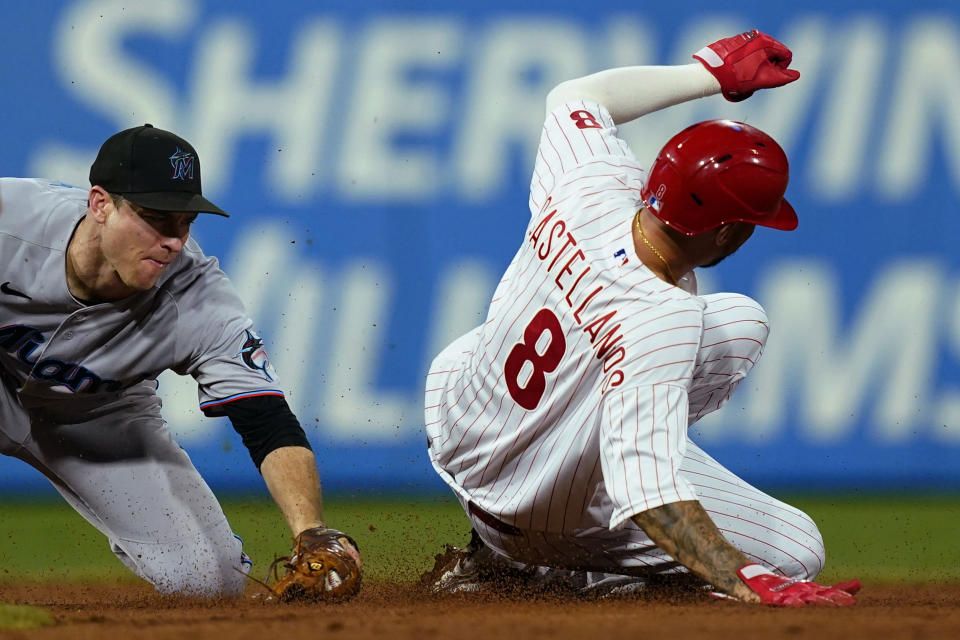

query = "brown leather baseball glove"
[[270, 527, 362, 602]]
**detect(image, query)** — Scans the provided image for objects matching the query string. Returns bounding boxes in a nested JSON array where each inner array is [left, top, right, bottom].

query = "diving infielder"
[[425, 31, 860, 606], [0, 125, 359, 598]]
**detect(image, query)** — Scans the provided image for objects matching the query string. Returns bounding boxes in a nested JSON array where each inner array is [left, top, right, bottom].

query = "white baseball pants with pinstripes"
[[0, 379, 250, 596], [463, 292, 827, 582]]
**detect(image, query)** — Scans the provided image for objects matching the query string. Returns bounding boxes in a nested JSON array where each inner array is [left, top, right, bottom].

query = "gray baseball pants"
[[0, 377, 248, 596]]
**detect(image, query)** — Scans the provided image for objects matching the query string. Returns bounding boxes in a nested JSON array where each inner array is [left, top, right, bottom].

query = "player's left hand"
[[729, 564, 860, 607], [270, 527, 362, 602], [693, 30, 800, 102]]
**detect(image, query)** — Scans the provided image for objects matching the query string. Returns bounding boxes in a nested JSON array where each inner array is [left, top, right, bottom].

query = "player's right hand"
[[736, 564, 860, 607], [693, 30, 800, 102]]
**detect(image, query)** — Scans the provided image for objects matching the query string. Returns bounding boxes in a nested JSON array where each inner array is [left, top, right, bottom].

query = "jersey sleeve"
[[598, 311, 703, 530], [529, 99, 642, 217], [170, 255, 286, 411], [600, 384, 698, 530]]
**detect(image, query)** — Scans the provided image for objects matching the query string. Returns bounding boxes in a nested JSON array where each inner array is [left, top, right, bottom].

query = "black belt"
[[467, 501, 523, 536]]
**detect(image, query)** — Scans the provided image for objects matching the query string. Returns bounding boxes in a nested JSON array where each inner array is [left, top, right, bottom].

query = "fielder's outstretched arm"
[[260, 446, 363, 602], [260, 445, 326, 534], [632, 501, 759, 601], [213, 394, 326, 534]]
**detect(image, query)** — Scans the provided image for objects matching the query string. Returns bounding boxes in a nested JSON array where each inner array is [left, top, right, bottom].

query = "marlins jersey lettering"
[[426, 100, 712, 534], [0, 178, 282, 413]]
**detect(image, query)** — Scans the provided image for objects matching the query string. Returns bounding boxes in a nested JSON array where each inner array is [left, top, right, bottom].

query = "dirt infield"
[[1, 582, 958, 639]]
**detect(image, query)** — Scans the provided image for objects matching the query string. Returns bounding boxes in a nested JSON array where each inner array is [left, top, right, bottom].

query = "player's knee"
[[775, 513, 826, 581], [782, 544, 826, 581], [802, 523, 827, 580], [154, 547, 247, 596], [712, 294, 769, 365], [117, 535, 248, 597], [729, 294, 769, 345]]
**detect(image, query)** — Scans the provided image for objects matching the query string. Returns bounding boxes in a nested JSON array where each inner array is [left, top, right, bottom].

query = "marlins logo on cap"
[[169, 148, 196, 181]]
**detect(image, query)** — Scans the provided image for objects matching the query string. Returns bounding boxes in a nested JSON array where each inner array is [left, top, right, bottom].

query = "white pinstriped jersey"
[[426, 100, 715, 534]]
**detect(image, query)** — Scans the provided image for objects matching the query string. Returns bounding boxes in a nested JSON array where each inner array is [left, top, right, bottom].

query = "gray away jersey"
[[0, 178, 283, 414]]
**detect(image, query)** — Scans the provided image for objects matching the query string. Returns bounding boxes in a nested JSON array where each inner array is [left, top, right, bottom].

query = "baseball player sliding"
[[424, 30, 860, 606], [0, 126, 359, 600]]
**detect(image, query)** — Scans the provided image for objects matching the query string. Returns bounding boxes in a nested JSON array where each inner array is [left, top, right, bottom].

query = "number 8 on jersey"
[[504, 308, 566, 410]]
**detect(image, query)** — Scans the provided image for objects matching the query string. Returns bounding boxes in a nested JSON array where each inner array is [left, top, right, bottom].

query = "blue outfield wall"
[[1, 0, 958, 494]]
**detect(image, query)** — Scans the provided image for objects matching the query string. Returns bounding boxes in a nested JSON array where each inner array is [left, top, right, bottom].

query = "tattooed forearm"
[[632, 500, 758, 601]]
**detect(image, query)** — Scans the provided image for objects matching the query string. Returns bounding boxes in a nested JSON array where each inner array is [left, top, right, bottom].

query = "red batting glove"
[[737, 564, 860, 607], [693, 30, 801, 102]]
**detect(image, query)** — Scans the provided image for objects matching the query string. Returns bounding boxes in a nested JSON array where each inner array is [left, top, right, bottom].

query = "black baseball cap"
[[89, 124, 228, 217]]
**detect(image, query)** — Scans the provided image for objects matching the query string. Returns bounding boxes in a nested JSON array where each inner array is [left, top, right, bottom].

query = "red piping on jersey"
[[200, 390, 285, 409]]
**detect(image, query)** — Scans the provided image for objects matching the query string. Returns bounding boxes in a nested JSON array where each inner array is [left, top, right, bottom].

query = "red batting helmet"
[[640, 120, 797, 235]]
